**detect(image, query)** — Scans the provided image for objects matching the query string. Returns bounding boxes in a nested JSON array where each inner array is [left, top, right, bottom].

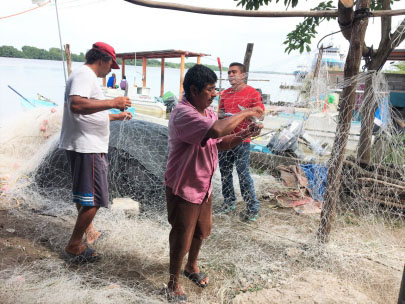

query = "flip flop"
[[66, 246, 100, 264], [164, 287, 187, 303], [183, 270, 208, 288]]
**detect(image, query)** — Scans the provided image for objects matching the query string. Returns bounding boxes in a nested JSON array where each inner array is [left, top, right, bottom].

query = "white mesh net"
[[0, 65, 404, 303]]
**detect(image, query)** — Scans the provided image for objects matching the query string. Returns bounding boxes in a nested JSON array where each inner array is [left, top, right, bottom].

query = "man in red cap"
[[59, 42, 132, 263]]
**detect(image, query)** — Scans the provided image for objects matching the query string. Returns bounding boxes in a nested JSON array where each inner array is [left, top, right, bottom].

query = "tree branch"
[[379, 0, 391, 50], [124, 0, 405, 18], [370, 17, 405, 71], [338, 0, 354, 41], [338, 0, 372, 59]]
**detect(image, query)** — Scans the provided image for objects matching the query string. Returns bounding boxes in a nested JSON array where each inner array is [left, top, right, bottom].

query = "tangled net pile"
[[0, 68, 403, 303]]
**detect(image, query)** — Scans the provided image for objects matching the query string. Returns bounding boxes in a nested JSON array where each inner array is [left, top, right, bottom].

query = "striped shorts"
[[66, 150, 109, 208]]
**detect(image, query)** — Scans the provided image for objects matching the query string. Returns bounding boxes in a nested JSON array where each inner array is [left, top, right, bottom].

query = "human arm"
[[70, 95, 132, 115], [217, 122, 263, 151], [205, 106, 263, 139], [109, 111, 132, 121]]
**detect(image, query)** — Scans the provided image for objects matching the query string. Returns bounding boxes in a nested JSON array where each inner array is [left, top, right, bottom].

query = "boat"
[[102, 87, 167, 119], [312, 46, 346, 72]]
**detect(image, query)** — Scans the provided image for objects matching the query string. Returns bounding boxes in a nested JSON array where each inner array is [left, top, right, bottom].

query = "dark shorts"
[[66, 150, 109, 208]]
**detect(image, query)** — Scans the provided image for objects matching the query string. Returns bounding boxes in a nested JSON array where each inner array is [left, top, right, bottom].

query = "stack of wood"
[[341, 156, 405, 210]]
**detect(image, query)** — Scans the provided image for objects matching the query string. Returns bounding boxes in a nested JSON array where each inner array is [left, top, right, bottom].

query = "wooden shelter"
[[387, 48, 405, 61], [113, 49, 210, 98]]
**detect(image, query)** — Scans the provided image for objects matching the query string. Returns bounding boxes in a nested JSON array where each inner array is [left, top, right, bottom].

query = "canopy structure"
[[114, 49, 210, 98]]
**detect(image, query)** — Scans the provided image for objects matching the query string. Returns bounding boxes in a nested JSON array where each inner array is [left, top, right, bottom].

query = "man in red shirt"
[[218, 62, 265, 221]]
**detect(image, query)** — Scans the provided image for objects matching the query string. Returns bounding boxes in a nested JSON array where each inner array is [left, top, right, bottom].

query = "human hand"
[[112, 97, 131, 111], [247, 121, 263, 138], [247, 107, 264, 119], [115, 111, 132, 121]]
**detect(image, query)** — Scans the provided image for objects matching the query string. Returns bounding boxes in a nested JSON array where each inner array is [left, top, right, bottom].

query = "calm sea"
[[0, 57, 299, 121]]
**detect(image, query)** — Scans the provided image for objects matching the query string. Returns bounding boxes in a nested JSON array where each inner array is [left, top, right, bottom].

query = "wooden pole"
[[122, 59, 126, 79], [142, 57, 147, 88], [179, 54, 185, 98], [243, 43, 254, 82], [317, 0, 370, 243], [313, 46, 324, 79], [398, 265, 405, 304], [160, 58, 165, 97], [65, 44, 72, 76], [217, 57, 222, 91], [123, 0, 405, 18]]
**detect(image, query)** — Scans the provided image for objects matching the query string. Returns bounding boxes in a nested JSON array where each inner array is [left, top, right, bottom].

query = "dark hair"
[[183, 65, 217, 99], [123, 76, 126, 79], [229, 62, 246, 73], [85, 48, 112, 65]]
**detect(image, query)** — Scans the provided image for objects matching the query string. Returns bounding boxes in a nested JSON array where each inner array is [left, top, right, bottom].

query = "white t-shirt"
[[59, 65, 110, 153]]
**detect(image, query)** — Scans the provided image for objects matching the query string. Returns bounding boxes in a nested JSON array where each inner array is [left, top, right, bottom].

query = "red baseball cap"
[[92, 42, 120, 69]]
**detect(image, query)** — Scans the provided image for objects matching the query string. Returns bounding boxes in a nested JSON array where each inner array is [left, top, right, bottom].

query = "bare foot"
[[85, 229, 101, 245], [167, 280, 185, 297]]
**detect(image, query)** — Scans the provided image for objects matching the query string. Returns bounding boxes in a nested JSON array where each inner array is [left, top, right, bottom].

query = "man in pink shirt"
[[164, 64, 263, 302]]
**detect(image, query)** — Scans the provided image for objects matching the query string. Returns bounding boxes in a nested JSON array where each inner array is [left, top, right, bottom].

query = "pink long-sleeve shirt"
[[164, 98, 221, 204]]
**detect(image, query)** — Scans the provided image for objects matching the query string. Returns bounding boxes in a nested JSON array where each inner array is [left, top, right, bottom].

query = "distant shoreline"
[[0, 45, 223, 71]]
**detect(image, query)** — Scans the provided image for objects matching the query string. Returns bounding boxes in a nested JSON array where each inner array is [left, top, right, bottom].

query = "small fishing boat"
[[102, 87, 167, 119]]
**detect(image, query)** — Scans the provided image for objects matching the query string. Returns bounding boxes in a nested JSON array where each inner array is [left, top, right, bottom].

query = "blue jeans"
[[218, 142, 260, 214]]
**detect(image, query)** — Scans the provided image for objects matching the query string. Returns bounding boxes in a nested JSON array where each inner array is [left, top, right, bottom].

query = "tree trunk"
[[357, 71, 377, 165], [317, 0, 370, 243], [243, 43, 254, 82], [338, 0, 373, 58]]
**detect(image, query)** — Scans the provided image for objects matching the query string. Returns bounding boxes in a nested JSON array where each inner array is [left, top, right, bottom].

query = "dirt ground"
[[1, 199, 403, 304], [0, 209, 62, 270]]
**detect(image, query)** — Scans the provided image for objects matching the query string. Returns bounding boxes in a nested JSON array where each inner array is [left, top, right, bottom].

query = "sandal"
[[183, 270, 208, 288], [66, 246, 100, 264]]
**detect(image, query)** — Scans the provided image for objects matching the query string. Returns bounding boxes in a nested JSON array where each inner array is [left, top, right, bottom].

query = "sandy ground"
[[0, 107, 403, 303], [1, 196, 403, 304]]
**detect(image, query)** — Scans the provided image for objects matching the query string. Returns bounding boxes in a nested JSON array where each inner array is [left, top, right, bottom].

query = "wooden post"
[[243, 43, 254, 82], [65, 44, 72, 76], [197, 56, 201, 64], [122, 59, 126, 79], [313, 46, 324, 79], [179, 54, 185, 98], [317, 0, 370, 243], [142, 57, 147, 88], [160, 58, 165, 97], [398, 265, 405, 304]]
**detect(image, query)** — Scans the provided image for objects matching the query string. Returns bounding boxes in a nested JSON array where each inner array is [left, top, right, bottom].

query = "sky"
[[1, 0, 404, 72]]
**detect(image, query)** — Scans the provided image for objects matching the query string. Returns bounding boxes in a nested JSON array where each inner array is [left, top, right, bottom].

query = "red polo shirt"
[[218, 85, 264, 143]]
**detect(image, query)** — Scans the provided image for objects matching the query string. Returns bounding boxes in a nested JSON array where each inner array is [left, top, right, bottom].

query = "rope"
[[0, 1, 51, 20]]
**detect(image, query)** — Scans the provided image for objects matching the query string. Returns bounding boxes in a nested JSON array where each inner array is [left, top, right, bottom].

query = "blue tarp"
[[300, 164, 328, 202], [250, 144, 271, 154]]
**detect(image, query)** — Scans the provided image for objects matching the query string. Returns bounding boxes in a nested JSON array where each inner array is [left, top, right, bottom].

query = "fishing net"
[[0, 63, 404, 303]]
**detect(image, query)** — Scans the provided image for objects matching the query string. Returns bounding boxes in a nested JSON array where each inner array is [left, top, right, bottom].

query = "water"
[[0, 57, 299, 121]]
